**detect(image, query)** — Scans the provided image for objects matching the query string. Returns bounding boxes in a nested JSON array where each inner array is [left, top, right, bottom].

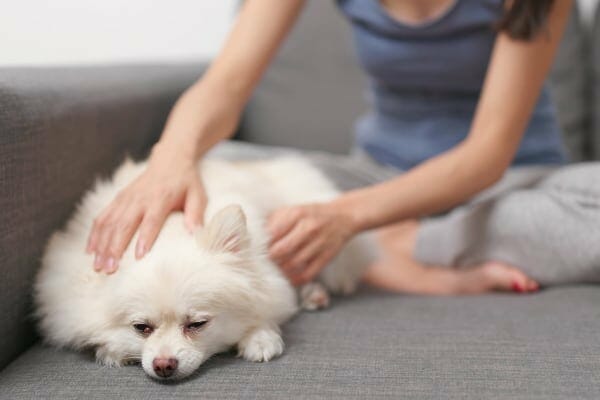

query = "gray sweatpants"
[[210, 141, 600, 287]]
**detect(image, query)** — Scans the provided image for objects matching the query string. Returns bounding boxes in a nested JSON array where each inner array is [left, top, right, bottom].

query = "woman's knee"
[[487, 190, 559, 239], [538, 163, 600, 198]]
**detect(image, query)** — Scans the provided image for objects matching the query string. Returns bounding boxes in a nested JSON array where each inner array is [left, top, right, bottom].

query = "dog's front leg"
[[237, 324, 284, 362], [299, 282, 331, 311]]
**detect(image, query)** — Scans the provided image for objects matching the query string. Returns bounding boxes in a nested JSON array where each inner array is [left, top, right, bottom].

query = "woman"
[[86, 0, 599, 294]]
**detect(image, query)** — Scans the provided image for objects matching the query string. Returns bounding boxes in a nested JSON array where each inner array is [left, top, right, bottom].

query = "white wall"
[[0, 0, 236, 66], [0, 0, 598, 67]]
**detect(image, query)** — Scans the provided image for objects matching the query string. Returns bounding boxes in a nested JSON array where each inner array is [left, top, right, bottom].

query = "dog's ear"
[[197, 205, 250, 254]]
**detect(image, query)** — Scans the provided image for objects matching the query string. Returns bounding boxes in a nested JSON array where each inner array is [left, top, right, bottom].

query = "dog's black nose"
[[153, 357, 178, 378]]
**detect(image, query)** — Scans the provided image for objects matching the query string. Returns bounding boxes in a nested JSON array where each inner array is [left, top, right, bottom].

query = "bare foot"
[[364, 258, 540, 295], [473, 261, 539, 294], [363, 222, 540, 295]]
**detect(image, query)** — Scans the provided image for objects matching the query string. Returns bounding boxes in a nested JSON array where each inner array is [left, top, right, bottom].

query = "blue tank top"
[[337, 0, 567, 169]]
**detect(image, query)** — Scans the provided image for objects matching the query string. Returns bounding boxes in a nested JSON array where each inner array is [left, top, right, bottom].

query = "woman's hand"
[[86, 144, 206, 274], [267, 201, 358, 286]]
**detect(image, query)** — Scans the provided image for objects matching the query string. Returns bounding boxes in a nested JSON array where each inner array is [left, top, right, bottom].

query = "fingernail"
[[95, 254, 105, 268], [105, 257, 116, 273], [135, 240, 146, 259], [93, 254, 102, 271]]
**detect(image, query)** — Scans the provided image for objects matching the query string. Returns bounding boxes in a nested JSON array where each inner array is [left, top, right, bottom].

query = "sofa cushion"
[[2, 287, 600, 399], [0, 64, 202, 371]]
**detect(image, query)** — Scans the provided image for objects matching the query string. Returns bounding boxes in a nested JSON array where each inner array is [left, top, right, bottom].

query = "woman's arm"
[[339, 0, 572, 231], [87, 0, 305, 273], [156, 0, 306, 159], [269, 0, 572, 285]]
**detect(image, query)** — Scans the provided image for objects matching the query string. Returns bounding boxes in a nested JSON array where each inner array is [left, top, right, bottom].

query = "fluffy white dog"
[[34, 155, 372, 380]]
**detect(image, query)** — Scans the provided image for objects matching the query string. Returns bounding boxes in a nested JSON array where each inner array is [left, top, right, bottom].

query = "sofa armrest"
[[0, 64, 204, 370]]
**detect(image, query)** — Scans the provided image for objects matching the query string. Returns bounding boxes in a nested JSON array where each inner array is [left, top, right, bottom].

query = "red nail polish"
[[511, 281, 523, 293]]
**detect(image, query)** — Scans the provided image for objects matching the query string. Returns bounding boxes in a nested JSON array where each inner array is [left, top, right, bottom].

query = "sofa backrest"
[[240, 0, 366, 154], [0, 65, 200, 371], [593, 4, 600, 158], [241, 2, 595, 161], [548, 4, 592, 161]]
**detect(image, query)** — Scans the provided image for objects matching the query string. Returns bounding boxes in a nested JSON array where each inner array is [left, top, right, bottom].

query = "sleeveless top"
[[337, 0, 567, 169]]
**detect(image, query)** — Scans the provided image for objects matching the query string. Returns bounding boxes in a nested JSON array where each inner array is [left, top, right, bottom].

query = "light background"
[[0, 0, 236, 66], [0, 0, 598, 66]]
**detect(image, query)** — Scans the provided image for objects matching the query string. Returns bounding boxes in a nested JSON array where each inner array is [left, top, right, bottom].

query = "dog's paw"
[[300, 282, 330, 311], [238, 326, 284, 362], [95, 346, 125, 367]]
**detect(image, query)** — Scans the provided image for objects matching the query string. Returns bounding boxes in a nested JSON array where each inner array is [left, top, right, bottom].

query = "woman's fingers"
[[184, 183, 206, 232], [269, 219, 316, 265], [291, 248, 336, 286], [103, 207, 144, 273], [86, 156, 208, 274], [91, 204, 142, 274], [135, 205, 171, 260], [87, 206, 113, 255], [89, 206, 117, 271], [86, 223, 100, 256], [285, 236, 326, 273], [267, 207, 303, 244]]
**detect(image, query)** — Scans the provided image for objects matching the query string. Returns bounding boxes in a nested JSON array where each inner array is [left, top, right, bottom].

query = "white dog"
[[34, 155, 372, 380]]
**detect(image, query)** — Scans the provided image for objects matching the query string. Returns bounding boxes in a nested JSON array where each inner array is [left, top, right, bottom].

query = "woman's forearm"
[[153, 81, 244, 160], [154, 0, 305, 161], [337, 139, 510, 233], [341, 0, 571, 234]]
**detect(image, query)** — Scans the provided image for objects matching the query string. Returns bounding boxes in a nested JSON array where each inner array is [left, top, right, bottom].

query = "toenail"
[[511, 281, 523, 293]]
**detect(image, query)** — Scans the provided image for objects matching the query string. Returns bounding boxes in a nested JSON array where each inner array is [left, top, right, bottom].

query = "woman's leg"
[[363, 220, 539, 294], [365, 163, 600, 294], [460, 163, 600, 286]]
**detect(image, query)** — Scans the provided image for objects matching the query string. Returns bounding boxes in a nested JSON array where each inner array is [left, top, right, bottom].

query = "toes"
[[510, 279, 526, 293], [481, 262, 539, 294], [509, 274, 539, 294], [525, 278, 540, 292]]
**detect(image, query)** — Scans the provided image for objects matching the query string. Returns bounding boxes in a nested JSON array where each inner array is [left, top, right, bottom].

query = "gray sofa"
[[1, 3, 599, 399]]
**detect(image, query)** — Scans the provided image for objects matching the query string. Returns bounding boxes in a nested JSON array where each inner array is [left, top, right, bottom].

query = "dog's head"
[[95, 205, 294, 380]]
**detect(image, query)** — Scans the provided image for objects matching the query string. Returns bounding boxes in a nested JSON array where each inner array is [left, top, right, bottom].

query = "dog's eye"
[[133, 323, 154, 336], [186, 321, 208, 331]]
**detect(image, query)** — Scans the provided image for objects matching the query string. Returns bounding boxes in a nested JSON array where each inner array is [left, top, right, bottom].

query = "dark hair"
[[497, 0, 556, 40]]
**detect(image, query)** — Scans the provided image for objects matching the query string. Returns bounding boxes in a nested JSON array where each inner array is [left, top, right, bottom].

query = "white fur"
[[34, 155, 373, 380]]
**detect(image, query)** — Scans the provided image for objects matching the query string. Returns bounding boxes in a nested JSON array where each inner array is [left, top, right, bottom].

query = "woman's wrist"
[[151, 138, 196, 161], [329, 193, 367, 236]]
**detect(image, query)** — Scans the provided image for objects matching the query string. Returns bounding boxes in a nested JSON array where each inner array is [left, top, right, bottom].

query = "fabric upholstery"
[[593, 4, 600, 159], [548, 5, 591, 161], [239, 0, 367, 154], [0, 2, 597, 396], [0, 64, 203, 371], [1, 287, 600, 399]]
